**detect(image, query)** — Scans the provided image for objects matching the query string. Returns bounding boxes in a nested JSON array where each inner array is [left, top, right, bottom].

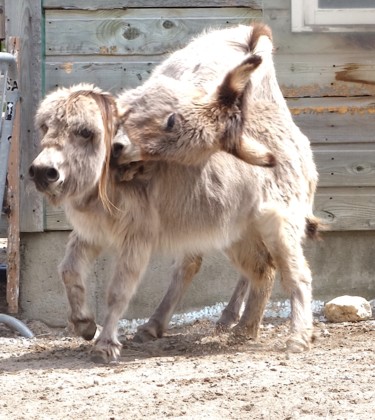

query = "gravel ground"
[[1, 315, 374, 420]]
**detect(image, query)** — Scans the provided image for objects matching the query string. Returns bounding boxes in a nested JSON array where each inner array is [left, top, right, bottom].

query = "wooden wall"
[[2, 0, 375, 234]]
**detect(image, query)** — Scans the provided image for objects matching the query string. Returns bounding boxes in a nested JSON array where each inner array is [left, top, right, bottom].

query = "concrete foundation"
[[19, 231, 375, 327]]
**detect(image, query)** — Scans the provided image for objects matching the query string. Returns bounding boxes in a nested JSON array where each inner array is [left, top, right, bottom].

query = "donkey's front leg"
[[58, 231, 101, 340], [92, 244, 152, 363]]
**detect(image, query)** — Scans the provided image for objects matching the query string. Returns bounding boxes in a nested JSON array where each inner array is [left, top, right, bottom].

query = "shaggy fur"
[[29, 24, 319, 362]]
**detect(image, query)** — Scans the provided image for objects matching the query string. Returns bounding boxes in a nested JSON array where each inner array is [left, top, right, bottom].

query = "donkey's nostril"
[[112, 142, 125, 158], [46, 167, 59, 182], [28, 165, 36, 179], [29, 165, 59, 185]]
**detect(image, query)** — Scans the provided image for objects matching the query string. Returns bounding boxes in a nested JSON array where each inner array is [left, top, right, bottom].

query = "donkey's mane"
[[67, 90, 117, 213]]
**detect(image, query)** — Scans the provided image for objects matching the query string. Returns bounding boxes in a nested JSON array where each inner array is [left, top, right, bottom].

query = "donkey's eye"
[[166, 113, 176, 131], [75, 128, 94, 140]]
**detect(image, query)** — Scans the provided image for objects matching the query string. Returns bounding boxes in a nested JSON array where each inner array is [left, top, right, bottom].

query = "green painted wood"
[[45, 8, 262, 56]]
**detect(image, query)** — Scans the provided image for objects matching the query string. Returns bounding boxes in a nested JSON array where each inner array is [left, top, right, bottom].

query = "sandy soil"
[[0, 317, 374, 420]]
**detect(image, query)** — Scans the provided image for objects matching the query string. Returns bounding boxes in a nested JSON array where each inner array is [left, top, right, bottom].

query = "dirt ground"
[[0, 316, 374, 420]]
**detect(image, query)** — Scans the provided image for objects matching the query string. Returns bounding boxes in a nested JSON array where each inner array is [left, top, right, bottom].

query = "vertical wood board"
[[6, 36, 20, 313]]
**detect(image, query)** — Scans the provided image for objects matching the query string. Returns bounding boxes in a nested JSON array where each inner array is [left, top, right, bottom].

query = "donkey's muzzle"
[[29, 164, 60, 191]]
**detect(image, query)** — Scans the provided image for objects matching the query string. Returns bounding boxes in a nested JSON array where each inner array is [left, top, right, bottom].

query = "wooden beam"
[[6, 37, 20, 313], [45, 8, 262, 57], [43, 0, 263, 10]]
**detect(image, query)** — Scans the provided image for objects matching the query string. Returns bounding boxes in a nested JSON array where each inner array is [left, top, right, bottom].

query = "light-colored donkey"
[[29, 23, 319, 362]]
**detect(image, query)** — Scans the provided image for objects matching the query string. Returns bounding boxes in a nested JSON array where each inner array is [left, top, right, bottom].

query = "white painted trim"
[[292, 0, 375, 32]]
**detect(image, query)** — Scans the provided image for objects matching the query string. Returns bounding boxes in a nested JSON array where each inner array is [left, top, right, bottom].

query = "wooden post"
[[0, 0, 5, 41], [6, 36, 20, 313]]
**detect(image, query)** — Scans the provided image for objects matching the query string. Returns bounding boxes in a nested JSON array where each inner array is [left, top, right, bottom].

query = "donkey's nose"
[[112, 142, 125, 159], [29, 164, 60, 190]]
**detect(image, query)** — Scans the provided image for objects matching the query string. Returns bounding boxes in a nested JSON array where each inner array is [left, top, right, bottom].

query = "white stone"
[[324, 295, 372, 323], [369, 299, 375, 315]]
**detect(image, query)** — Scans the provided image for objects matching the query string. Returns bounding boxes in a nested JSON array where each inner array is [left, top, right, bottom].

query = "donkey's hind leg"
[[225, 238, 276, 339], [215, 275, 249, 332], [58, 231, 101, 341], [134, 254, 203, 343], [258, 208, 314, 352]]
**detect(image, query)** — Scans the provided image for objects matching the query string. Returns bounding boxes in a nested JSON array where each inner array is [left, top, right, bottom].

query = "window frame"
[[292, 0, 375, 32]]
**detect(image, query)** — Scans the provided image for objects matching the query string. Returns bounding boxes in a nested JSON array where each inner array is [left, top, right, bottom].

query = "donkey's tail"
[[305, 216, 326, 240]]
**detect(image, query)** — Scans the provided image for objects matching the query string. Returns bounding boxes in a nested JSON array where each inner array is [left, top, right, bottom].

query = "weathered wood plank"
[[45, 202, 70, 231], [313, 144, 375, 188], [0, 216, 7, 237], [45, 187, 375, 232], [43, 0, 263, 9], [0, 0, 4, 40], [44, 58, 375, 144], [275, 54, 375, 98], [45, 59, 160, 93], [5, 0, 43, 232], [45, 52, 375, 99], [289, 96, 375, 143], [314, 188, 375, 231], [295, 112, 375, 144], [45, 8, 262, 56]]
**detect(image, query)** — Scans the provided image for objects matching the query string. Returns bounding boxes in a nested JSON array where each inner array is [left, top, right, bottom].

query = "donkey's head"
[[113, 55, 275, 167], [29, 84, 116, 209]]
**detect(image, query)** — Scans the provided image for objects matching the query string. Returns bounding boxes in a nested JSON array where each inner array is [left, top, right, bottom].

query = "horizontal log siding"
[[27, 0, 374, 234]]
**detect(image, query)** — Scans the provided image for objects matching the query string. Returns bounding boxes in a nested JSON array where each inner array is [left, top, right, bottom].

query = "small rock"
[[324, 296, 372, 323], [369, 299, 375, 316]]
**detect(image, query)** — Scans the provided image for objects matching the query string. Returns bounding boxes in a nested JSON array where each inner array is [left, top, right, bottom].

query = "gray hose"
[[0, 314, 34, 338]]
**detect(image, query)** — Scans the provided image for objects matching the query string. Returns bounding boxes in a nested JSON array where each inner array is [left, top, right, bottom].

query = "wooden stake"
[[6, 36, 20, 313]]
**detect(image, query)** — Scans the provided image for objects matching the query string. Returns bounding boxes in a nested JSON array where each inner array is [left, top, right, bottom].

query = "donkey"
[[112, 23, 319, 343], [29, 24, 318, 363], [114, 23, 282, 168]]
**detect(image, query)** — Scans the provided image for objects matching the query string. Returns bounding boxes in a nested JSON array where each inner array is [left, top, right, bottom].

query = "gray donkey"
[[29, 23, 319, 363]]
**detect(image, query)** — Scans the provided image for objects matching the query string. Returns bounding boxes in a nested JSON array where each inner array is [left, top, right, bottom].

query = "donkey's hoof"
[[231, 323, 258, 340], [73, 319, 97, 341], [215, 311, 239, 333], [133, 321, 163, 343], [286, 332, 312, 353], [215, 322, 231, 334], [91, 340, 122, 363], [133, 329, 157, 343]]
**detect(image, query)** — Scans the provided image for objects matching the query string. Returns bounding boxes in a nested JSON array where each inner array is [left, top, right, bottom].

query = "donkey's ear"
[[117, 103, 132, 123], [217, 55, 262, 107]]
